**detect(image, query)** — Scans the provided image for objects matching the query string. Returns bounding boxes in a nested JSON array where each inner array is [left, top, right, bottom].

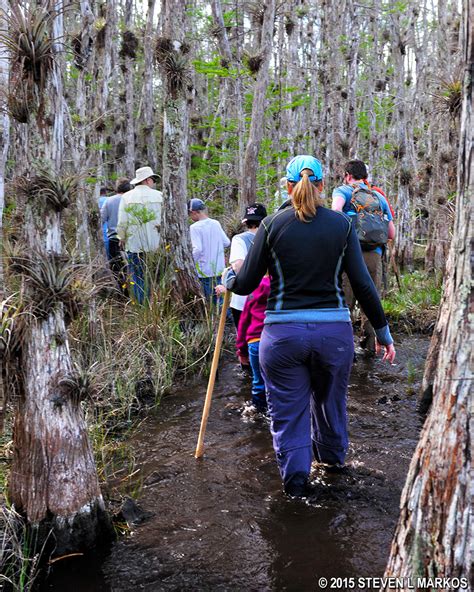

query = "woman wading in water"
[[226, 155, 396, 498]]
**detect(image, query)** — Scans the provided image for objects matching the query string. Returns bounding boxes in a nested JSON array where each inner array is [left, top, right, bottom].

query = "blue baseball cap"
[[187, 198, 206, 212], [286, 155, 323, 183]]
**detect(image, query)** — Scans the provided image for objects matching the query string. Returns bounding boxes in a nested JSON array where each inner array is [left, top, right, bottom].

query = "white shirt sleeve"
[[117, 197, 127, 240], [229, 235, 248, 263], [220, 224, 230, 248], [100, 201, 108, 224], [190, 224, 202, 261]]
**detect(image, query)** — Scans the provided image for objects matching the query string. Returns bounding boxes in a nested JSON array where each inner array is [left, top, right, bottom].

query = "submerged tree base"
[[37, 498, 114, 557]]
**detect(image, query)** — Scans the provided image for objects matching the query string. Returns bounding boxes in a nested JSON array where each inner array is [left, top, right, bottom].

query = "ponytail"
[[291, 169, 323, 222]]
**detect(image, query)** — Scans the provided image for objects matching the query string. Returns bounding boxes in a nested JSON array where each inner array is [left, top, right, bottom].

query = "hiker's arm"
[[230, 259, 244, 273], [388, 220, 395, 240], [100, 201, 108, 224], [229, 235, 246, 273], [331, 194, 345, 212], [378, 194, 395, 240], [189, 225, 202, 260], [221, 226, 231, 248], [342, 226, 393, 346], [116, 199, 127, 247], [225, 224, 268, 295]]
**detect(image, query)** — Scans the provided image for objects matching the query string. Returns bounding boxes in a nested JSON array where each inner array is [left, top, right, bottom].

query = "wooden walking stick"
[[195, 289, 231, 459]]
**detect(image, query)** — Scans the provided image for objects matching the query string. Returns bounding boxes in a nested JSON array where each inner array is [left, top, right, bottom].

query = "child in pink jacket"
[[236, 276, 271, 412]]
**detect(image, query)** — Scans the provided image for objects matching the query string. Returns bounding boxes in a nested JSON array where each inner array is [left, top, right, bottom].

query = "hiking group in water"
[[100, 155, 396, 499]]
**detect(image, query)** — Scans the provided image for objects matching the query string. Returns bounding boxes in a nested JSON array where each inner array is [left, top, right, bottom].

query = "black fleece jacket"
[[226, 205, 390, 332]]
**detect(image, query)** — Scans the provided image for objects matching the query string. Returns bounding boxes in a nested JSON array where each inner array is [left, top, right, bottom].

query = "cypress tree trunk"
[[0, 0, 9, 296], [8, 2, 111, 554], [123, 0, 136, 178], [158, 0, 201, 301], [0, 0, 10, 432], [143, 0, 158, 171], [392, 13, 413, 268], [94, 0, 117, 184], [72, 0, 96, 260], [240, 0, 276, 206], [10, 209, 110, 554], [424, 1, 460, 273], [385, 3, 472, 582]]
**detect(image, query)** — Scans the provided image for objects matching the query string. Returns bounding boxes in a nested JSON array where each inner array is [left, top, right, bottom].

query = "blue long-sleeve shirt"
[[225, 205, 393, 345]]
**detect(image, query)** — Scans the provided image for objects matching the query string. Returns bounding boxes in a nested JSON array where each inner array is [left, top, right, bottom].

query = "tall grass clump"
[[382, 270, 442, 332], [64, 251, 221, 486], [0, 202, 222, 557], [0, 506, 50, 592]]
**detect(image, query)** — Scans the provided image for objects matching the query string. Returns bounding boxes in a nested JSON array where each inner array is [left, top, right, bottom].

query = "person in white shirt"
[[215, 203, 267, 374], [224, 203, 268, 328], [187, 198, 230, 303], [117, 166, 163, 304]]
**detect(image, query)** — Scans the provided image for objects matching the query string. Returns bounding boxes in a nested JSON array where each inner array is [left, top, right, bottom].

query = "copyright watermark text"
[[317, 576, 469, 590]]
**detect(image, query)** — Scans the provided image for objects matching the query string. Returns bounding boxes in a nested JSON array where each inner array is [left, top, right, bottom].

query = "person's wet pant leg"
[[230, 307, 242, 329], [108, 237, 127, 293], [127, 252, 146, 304], [360, 251, 382, 352], [199, 276, 222, 306], [259, 324, 313, 489], [248, 340, 266, 411], [310, 322, 354, 465]]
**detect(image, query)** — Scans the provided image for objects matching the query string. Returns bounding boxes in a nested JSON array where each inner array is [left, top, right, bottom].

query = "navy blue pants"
[[259, 322, 354, 487]]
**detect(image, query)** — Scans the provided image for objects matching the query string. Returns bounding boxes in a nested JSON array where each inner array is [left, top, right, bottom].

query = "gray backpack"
[[350, 186, 389, 250]]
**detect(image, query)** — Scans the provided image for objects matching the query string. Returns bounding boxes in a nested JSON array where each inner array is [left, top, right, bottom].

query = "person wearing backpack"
[[332, 159, 395, 354]]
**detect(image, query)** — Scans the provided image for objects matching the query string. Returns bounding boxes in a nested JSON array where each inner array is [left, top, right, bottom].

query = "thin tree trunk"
[[123, 0, 136, 177], [385, 3, 472, 582], [0, 0, 10, 433], [143, 0, 158, 170], [0, 0, 9, 296], [210, 0, 232, 63], [240, 0, 276, 206], [159, 0, 201, 300], [72, 0, 96, 260], [95, 0, 117, 183], [210, 0, 244, 200], [392, 11, 414, 268]]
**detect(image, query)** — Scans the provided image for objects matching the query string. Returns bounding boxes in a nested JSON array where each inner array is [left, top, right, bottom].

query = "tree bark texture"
[[159, 0, 202, 301], [72, 0, 96, 260], [143, 0, 158, 171], [385, 2, 473, 583], [240, 0, 276, 206], [392, 11, 414, 268], [123, 0, 136, 177], [10, 304, 107, 551], [0, 0, 10, 433], [8, 2, 110, 553]]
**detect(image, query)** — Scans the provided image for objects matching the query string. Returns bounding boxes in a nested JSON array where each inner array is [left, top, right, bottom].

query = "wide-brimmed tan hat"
[[130, 166, 158, 185]]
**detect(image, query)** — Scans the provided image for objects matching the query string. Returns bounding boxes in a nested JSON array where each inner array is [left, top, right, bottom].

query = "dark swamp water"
[[43, 335, 429, 592]]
